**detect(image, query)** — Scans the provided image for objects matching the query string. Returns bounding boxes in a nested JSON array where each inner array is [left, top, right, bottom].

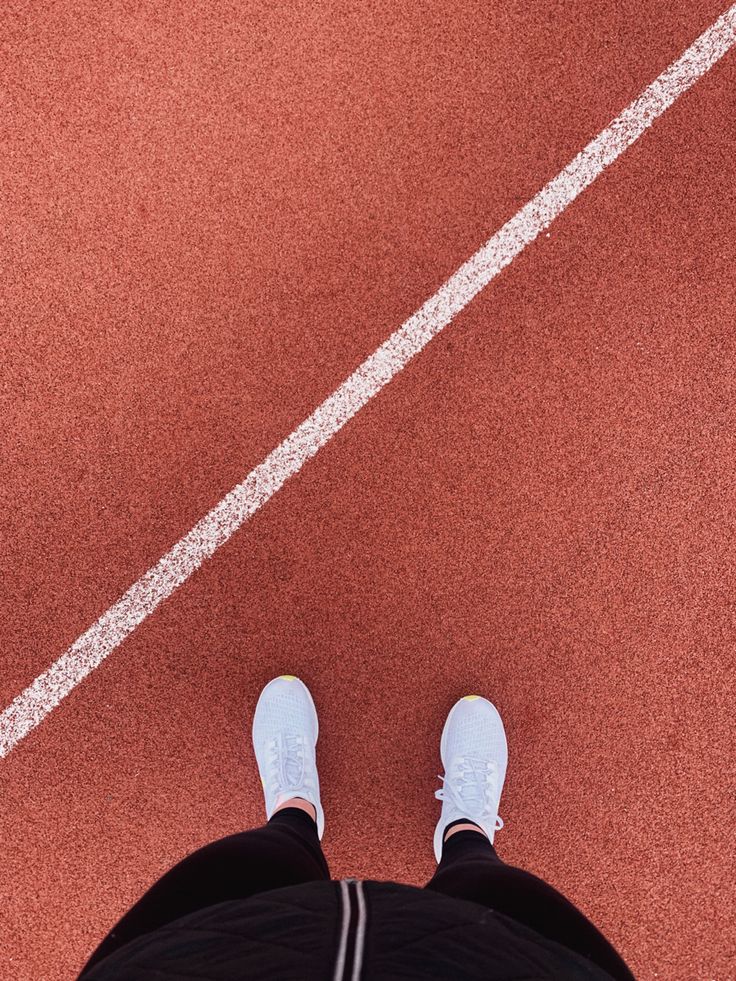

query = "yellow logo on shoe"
[[280, 675, 297, 681], [462, 695, 480, 701]]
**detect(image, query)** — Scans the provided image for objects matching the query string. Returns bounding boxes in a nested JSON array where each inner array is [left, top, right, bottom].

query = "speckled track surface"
[[1, 3, 735, 979]]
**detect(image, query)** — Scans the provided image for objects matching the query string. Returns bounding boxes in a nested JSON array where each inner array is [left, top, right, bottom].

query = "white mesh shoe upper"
[[252, 676, 324, 838], [433, 696, 508, 862]]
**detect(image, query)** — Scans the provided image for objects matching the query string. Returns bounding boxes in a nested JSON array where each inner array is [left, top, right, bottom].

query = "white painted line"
[[2, 6, 735, 759]]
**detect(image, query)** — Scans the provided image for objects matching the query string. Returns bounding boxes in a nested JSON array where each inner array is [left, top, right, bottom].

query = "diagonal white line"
[[2, 5, 735, 759]]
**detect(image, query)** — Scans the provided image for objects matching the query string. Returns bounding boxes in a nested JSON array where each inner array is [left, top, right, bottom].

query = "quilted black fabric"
[[82, 879, 618, 980]]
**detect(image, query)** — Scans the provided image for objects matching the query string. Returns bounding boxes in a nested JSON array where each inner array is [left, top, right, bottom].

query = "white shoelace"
[[435, 757, 504, 832], [266, 732, 314, 800]]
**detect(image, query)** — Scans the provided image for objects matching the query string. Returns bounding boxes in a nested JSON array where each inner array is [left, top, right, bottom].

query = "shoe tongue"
[[460, 787, 483, 811], [455, 757, 493, 813], [281, 732, 304, 788]]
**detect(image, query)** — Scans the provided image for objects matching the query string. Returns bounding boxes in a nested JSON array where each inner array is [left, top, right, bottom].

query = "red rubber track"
[[1, 2, 734, 978]]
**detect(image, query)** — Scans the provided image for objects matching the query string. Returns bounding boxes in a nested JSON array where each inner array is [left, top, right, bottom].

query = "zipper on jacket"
[[333, 878, 367, 981]]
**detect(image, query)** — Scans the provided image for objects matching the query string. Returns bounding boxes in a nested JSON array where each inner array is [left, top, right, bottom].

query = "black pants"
[[79, 808, 634, 979]]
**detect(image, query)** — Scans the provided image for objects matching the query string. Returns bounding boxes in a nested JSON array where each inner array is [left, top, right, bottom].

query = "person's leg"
[[79, 803, 329, 977], [425, 825, 635, 981]]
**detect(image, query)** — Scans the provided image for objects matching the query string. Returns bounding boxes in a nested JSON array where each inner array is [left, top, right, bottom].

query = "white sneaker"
[[252, 675, 325, 839], [433, 694, 508, 863]]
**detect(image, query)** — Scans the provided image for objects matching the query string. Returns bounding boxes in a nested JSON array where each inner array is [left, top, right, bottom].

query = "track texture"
[[1, 2, 734, 978]]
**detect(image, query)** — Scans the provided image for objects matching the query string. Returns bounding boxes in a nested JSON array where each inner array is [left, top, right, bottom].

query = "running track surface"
[[2, 3, 735, 979]]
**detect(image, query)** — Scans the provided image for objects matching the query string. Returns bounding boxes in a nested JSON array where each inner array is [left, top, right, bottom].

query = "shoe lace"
[[435, 757, 504, 832], [266, 732, 313, 800]]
